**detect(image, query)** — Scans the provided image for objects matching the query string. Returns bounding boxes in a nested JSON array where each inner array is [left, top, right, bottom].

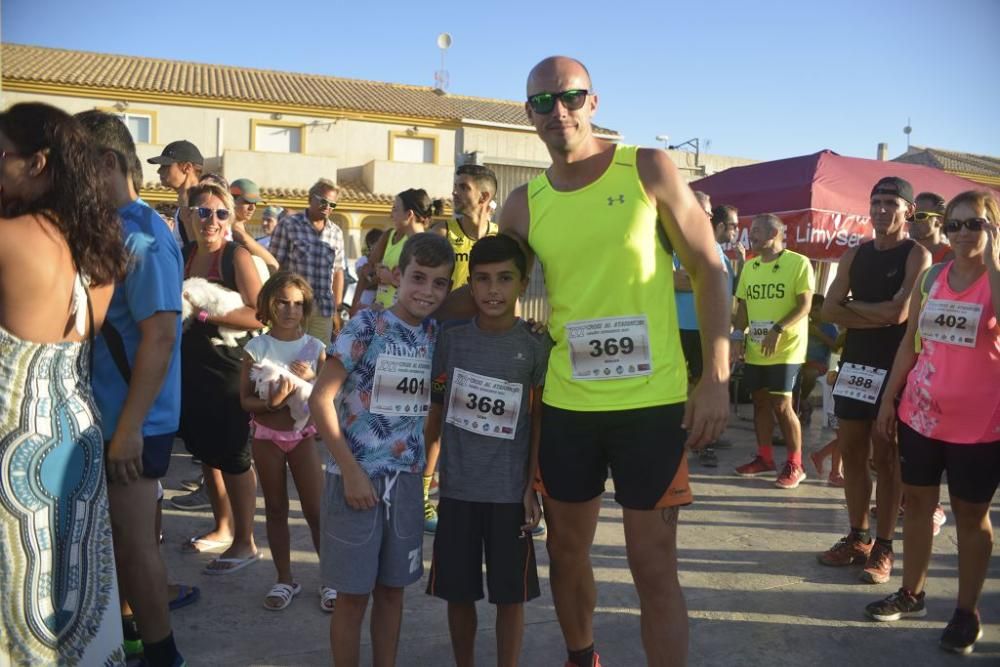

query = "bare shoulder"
[[908, 240, 931, 263], [635, 147, 683, 191], [498, 184, 530, 242]]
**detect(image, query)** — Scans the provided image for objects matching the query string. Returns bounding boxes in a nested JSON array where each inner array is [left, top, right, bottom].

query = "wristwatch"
[[772, 323, 784, 334]]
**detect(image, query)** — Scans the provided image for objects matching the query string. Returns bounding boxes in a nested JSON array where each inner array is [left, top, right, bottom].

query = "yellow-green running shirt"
[[736, 249, 814, 365]]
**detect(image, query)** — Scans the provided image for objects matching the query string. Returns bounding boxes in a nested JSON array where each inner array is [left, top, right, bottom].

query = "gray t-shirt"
[[431, 318, 552, 503]]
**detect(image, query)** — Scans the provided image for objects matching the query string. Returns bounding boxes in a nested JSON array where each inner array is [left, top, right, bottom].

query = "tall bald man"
[[499, 56, 731, 667]]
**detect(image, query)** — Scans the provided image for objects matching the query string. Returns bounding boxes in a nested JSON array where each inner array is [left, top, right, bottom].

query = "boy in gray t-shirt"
[[425, 235, 552, 666]]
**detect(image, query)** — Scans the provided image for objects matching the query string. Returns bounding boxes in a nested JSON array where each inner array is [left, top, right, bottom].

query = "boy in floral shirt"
[[310, 233, 454, 665]]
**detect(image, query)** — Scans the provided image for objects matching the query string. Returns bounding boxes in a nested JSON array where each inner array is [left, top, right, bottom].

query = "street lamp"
[[667, 137, 701, 166], [655, 134, 670, 149]]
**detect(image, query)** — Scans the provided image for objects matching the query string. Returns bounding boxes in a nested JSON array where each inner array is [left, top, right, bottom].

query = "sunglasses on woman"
[[943, 217, 990, 234], [192, 207, 231, 221], [526, 89, 589, 114]]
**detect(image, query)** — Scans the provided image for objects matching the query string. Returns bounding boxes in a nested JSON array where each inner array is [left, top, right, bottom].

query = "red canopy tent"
[[691, 150, 999, 260]]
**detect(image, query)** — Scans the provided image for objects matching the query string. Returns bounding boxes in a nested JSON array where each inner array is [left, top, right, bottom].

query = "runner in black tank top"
[[818, 176, 930, 587]]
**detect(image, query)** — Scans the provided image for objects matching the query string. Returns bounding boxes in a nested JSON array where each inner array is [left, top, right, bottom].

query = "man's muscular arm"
[[843, 245, 930, 325], [637, 148, 729, 447], [820, 247, 885, 329]]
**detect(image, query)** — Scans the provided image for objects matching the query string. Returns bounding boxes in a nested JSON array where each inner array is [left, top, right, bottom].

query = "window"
[[120, 113, 152, 143], [389, 132, 437, 164], [252, 120, 304, 153]]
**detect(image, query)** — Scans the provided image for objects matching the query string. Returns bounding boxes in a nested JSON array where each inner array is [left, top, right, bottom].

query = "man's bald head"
[[526, 56, 592, 96]]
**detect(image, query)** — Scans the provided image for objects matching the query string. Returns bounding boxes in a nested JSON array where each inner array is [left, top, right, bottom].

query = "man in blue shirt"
[[78, 111, 186, 667], [674, 191, 735, 467]]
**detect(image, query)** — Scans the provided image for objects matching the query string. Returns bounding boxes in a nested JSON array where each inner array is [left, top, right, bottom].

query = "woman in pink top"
[[866, 190, 1000, 656]]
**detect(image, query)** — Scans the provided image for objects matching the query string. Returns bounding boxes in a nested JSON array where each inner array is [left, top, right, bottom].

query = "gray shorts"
[[320, 471, 424, 595]]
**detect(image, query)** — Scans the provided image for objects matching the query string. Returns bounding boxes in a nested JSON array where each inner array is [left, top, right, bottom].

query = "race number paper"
[[446, 368, 523, 441], [919, 299, 982, 349], [565, 315, 652, 380], [370, 353, 431, 416], [749, 320, 775, 345], [832, 363, 887, 405]]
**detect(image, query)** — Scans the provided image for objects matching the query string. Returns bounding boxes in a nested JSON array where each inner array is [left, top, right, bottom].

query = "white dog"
[[249, 359, 314, 431], [181, 277, 248, 347]]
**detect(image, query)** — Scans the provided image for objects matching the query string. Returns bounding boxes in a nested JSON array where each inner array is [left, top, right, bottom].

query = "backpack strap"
[[914, 262, 947, 353], [221, 242, 239, 292]]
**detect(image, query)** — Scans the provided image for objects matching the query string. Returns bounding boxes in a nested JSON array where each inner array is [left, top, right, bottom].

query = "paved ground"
[[158, 413, 999, 666]]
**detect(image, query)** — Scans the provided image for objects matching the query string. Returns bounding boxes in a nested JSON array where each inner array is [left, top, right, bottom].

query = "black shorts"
[[537, 403, 692, 510], [898, 421, 1000, 504], [105, 432, 175, 480], [426, 498, 540, 604], [679, 329, 703, 381], [742, 363, 800, 395], [833, 359, 892, 421]]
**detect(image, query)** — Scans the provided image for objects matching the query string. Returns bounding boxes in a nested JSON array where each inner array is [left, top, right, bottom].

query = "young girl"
[[239, 271, 335, 612]]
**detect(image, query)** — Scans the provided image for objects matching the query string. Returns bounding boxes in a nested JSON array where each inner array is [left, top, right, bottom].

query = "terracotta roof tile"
[[3, 43, 619, 134], [893, 146, 1000, 179]]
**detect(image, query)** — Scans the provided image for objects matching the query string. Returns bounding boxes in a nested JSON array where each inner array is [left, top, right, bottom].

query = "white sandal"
[[263, 582, 301, 611], [319, 586, 337, 613]]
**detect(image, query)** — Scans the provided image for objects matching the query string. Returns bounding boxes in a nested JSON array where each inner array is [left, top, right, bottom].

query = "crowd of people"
[[0, 52, 997, 667]]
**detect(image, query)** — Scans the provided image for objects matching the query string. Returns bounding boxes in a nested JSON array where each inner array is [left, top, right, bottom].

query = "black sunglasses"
[[527, 89, 589, 114], [944, 217, 990, 234], [193, 206, 231, 221], [312, 195, 337, 209]]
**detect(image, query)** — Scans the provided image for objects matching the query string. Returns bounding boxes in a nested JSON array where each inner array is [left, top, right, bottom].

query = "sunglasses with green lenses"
[[527, 89, 589, 114]]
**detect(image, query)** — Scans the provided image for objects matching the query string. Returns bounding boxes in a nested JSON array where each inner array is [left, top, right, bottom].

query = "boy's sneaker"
[[817, 534, 873, 566], [168, 487, 211, 511], [865, 588, 927, 622], [940, 608, 982, 655], [860, 541, 894, 584], [774, 462, 806, 489], [428, 475, 439, 497], [735, 456, 776, 477], [424, 500, 438, 534]]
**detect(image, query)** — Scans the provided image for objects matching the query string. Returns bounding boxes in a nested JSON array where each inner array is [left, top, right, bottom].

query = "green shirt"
[[737, 249, 814, 365]]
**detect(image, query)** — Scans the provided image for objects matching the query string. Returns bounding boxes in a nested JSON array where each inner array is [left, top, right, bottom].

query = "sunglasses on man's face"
[[913, 211, 942, 222], [312, 195, 337, 209], [193, 207, 231, 221], [527, 89, 589, 114], [944, 217, 990, 234]]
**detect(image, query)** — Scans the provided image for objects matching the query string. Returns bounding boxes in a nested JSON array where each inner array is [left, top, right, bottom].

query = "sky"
[[4, 0, 999, 162]]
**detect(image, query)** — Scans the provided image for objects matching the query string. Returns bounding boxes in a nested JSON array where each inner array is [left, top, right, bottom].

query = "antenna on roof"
[[434, 33, 452, 93], [903, 117, 912, 150]]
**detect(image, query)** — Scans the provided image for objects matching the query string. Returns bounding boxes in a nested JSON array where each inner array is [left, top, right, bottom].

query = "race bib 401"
[[370, 353, 431, 416]]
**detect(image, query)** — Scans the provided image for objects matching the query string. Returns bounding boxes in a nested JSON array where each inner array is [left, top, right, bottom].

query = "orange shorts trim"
[[653, 452, 693, 508]]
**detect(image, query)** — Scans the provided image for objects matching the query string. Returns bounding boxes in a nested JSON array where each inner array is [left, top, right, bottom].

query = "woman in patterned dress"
[[0, 103, 129, 665]]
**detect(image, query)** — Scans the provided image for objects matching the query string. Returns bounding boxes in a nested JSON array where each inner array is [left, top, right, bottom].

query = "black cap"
[[147, 140, 204, 166], [870, 176, 914, 204]]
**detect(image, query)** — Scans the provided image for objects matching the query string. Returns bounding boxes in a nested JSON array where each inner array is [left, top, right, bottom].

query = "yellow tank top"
[[527, 144, 687, 411], [375, 230, 407, 307], [446, 218, 498, 288]]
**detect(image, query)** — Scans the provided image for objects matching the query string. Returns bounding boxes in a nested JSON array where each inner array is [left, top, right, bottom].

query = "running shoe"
[[940, 608, 982, 655], [168, 487, 211, 512], [860, 541, 894, 584], [424, 500, 438, 534], [428, 475, 439, 497], [865, 588, 927, 622], [734, 456, 776, 477], [932, 504, 947, 537], [774, 462, 806, 489], [817, 534, 873, 566], [699, 448, 719, 468], [180, 475, 203, 492]]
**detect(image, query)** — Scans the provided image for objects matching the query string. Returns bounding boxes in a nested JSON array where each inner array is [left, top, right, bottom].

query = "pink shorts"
[[250, 418, 317, 454]]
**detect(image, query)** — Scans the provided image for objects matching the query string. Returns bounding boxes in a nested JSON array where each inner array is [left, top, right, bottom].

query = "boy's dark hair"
[[74, 109, 137, 179], [255, 271, 314, 326], [455, 164, 498, 196], [469, 234, 527, 278], [398, 232, 455, 273], [364, 227, 384, 248]]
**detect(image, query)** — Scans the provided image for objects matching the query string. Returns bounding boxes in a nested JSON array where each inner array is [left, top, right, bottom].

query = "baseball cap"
[[147, 140, 204, 166], [871, 176, 914, 204], [231, 178, 264, 204], [262, 205, 284, 219]]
